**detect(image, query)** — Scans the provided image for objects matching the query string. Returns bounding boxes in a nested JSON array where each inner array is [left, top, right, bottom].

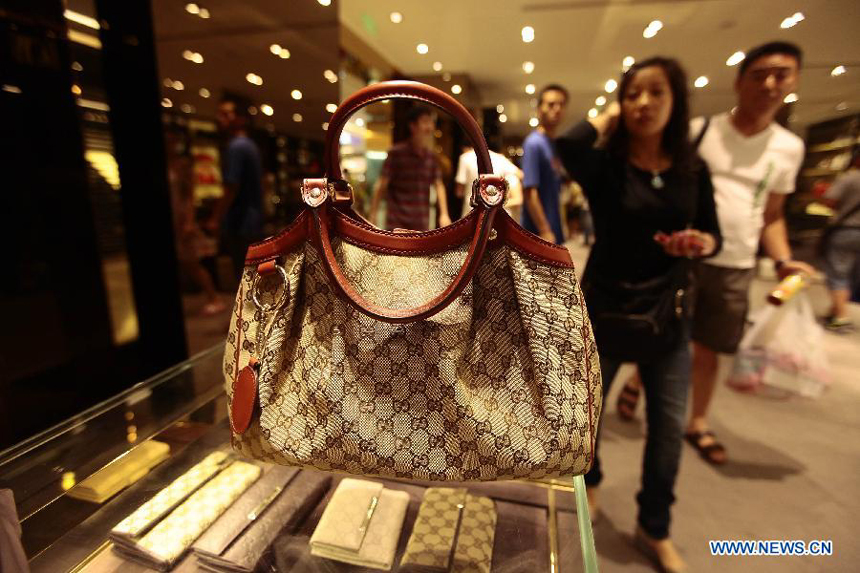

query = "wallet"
[[113, 460, 261, 570], [309, 478, 410, 571], [195, 469, 331, 573], [68, 441, 170, 504]]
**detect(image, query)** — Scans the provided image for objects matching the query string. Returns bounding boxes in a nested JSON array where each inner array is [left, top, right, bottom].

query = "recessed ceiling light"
[[324, 103, 337, 113], [245, 73, 262, 86], [521, 26, 535, 43], [604, 79, 617, 93], [355, 118, 365, 127], [183, 50, 203, 64], [784, 92, 798, 103], [622, 56, 635, 70], [163, 78, 173, 87], [525, 84, 535, 94], [291, 89, 302, 100], [324, 69, 338, 83], [161, 97, 173, 108], [72, 61, 83, 72], [595, 95, 607, 106], [836, 102, 848, 111], [260, 104, 273, 116], [831, 65, 847, 77], [433, 61, 443, 72], [726, 51, 745, 66], [498, 114, 507, 123], [451, 84, 462, 95], [180, 103, 194, 114], [643, 20, 663, 38], [71, 84, 81, 95], [588, 108, 598, 118], [279, 49, 290, 59], [270, 44, 281, 55], [416, 43, 429, 55], [694, 75, 709, 88], [185, 3, 199, 15], [248, 106, 257, 115], [198, 8, 210, 18], [529, 117, 539, 127], [523, 61, 535, 74], [780, 12, 804, 29], [317, 0, 331, 6], [322, 122, 329, 130], [173, 80, 185, 90], [293, 113, 303, 122], [390, 12, 402, 24], [496, 104, 504, 113], [442, 72, 451, 82], [199, 87, 210, 98]]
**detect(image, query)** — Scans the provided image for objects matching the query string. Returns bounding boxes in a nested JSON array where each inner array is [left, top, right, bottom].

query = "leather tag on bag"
[[231, 362, 259, 434]]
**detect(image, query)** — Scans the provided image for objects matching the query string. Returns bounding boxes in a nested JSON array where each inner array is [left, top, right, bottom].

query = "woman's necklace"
[[631, 154, 670, 189]]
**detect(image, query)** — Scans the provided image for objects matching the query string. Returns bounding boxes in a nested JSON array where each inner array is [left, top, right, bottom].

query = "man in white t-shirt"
[[454, 146, 523, 220], [685, 42, 814, 463]]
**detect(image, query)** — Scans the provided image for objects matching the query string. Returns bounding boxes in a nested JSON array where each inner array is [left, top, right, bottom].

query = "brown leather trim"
[[335, 209, 478, 255], [230, 364, 257, 435], [496, 211, 574, 267], [244, 210, 309, 264]]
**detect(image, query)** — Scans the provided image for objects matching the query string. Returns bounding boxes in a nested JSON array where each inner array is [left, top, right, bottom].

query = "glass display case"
[[0, 344, 594, 572]]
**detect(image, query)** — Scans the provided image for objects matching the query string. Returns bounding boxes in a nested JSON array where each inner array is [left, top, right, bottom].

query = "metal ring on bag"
[[252, 264, 290, 311]]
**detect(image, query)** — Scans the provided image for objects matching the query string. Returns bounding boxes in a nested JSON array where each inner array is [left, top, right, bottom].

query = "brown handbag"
[[224, 81, 601, 481]]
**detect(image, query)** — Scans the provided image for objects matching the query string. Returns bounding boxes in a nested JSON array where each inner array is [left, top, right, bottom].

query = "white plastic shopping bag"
[[727, 293, 831, 398]]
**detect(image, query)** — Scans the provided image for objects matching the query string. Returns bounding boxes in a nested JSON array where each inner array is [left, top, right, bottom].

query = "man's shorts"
[[691, 263, 755, 354]]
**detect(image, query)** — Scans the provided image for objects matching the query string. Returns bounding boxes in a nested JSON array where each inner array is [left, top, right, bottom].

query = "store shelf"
[[801, 168, 843, 177]]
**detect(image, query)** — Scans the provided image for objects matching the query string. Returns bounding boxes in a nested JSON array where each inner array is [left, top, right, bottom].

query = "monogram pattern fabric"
[[401, 487, 468, 571], [224, 238, 601, 481], [452, 494, 496, 573]]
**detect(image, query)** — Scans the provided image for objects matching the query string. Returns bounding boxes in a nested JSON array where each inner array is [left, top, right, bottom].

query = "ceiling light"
[[496, 104, 504, 113], [588, 108, 598, 118], [64, 9, 100, 29], [199, 87, 210, 98], [784, 93, 798, 103], [246, 73, 262, 86], [185, 3, 199, 15], [416, 43, 429, 55], [831, 65, 846, 77], [525, 84, 535, 94], [270, 44, 281, 55], [291, 89, 302, 100], [604, 79, 617, 93], [694, 76, 709, 88], [326, 103, 338, 113], [161, 98, 172, 108], [622, 56, 635, 71], [317, 0, 331, 6], [71, 84, 82, 95], [183, 50, 203, 64], [726, 51, 745, 66], [293, 113, 303, 122], [279, 49, 290, 59], [451, 84, 462, 95], [390, 12, 403, 24], [643, 20, 663, 39], [322, 122, 329, 130], [523, 61, 535, 74], [355, 118, 365, 127], [260, 104, 273, 116], [163, 78, 173, 87], [172, 80, 185, 90], [198, 8, 210, 18], [72, 61, 83, 72], [529, 117, 539, 127], [836, 102, 848, 111], [1, 84, 22, 94], [324, 69, 338, 83], [433, 61, 443, 72], [521, 26, 535, 43], [498, 114, 507, 123], [180, 104, 195, 114], [442, 72, 451, 82], [780, 12, 804, 29], [248, 106, 257, 115], [595, 95, 607, 106]]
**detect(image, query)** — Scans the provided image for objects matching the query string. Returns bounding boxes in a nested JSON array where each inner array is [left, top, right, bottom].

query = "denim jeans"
[[584, 323, 691, 540]]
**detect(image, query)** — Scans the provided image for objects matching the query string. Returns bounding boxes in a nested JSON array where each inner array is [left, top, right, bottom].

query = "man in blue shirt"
[[208, 95, 264, 279], [522, 84, 568, 244]]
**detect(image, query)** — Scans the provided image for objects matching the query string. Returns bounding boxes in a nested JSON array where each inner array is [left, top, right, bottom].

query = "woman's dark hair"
[[606, 56, 694, 174]]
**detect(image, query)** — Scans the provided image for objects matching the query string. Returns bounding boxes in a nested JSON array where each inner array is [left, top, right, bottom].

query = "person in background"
[[522, 84, 568, 244], [615, 42, 815, 466], [207, 94, 265, 280], [369, 107, 450, 231], [454, 143, 523, 221], [556, 57, 722, 573], [821, 150, 860, 331]]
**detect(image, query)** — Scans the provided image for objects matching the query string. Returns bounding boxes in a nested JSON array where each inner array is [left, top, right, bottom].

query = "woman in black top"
[[556, 57, 721, 572]]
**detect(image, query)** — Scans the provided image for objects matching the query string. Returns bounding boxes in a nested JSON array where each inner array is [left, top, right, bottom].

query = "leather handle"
[[311, 200, 500, 323], [324, 80, 492, 181]]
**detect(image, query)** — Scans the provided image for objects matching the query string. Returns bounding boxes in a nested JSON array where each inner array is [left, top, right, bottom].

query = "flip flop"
[[616, 382, 640, 422], [684, 430, 727, 465]]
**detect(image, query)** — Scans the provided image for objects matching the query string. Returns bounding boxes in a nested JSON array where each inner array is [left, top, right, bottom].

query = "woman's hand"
[[654, 229, 716, 258], [588, 102, 621, 138]]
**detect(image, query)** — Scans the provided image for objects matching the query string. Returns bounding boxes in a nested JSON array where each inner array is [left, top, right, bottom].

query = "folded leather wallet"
[[68, 441, 171, 504], [401, 488, 497, 573], [309, 478, 410, 571], [113, 460, 261, 570], [110, 451, 229, 542], [195, 469, 331, 573]]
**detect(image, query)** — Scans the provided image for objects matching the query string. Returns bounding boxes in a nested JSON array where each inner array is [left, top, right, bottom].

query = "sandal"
[[684, 430, 727, 465], [616, 382, 640, 422]]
